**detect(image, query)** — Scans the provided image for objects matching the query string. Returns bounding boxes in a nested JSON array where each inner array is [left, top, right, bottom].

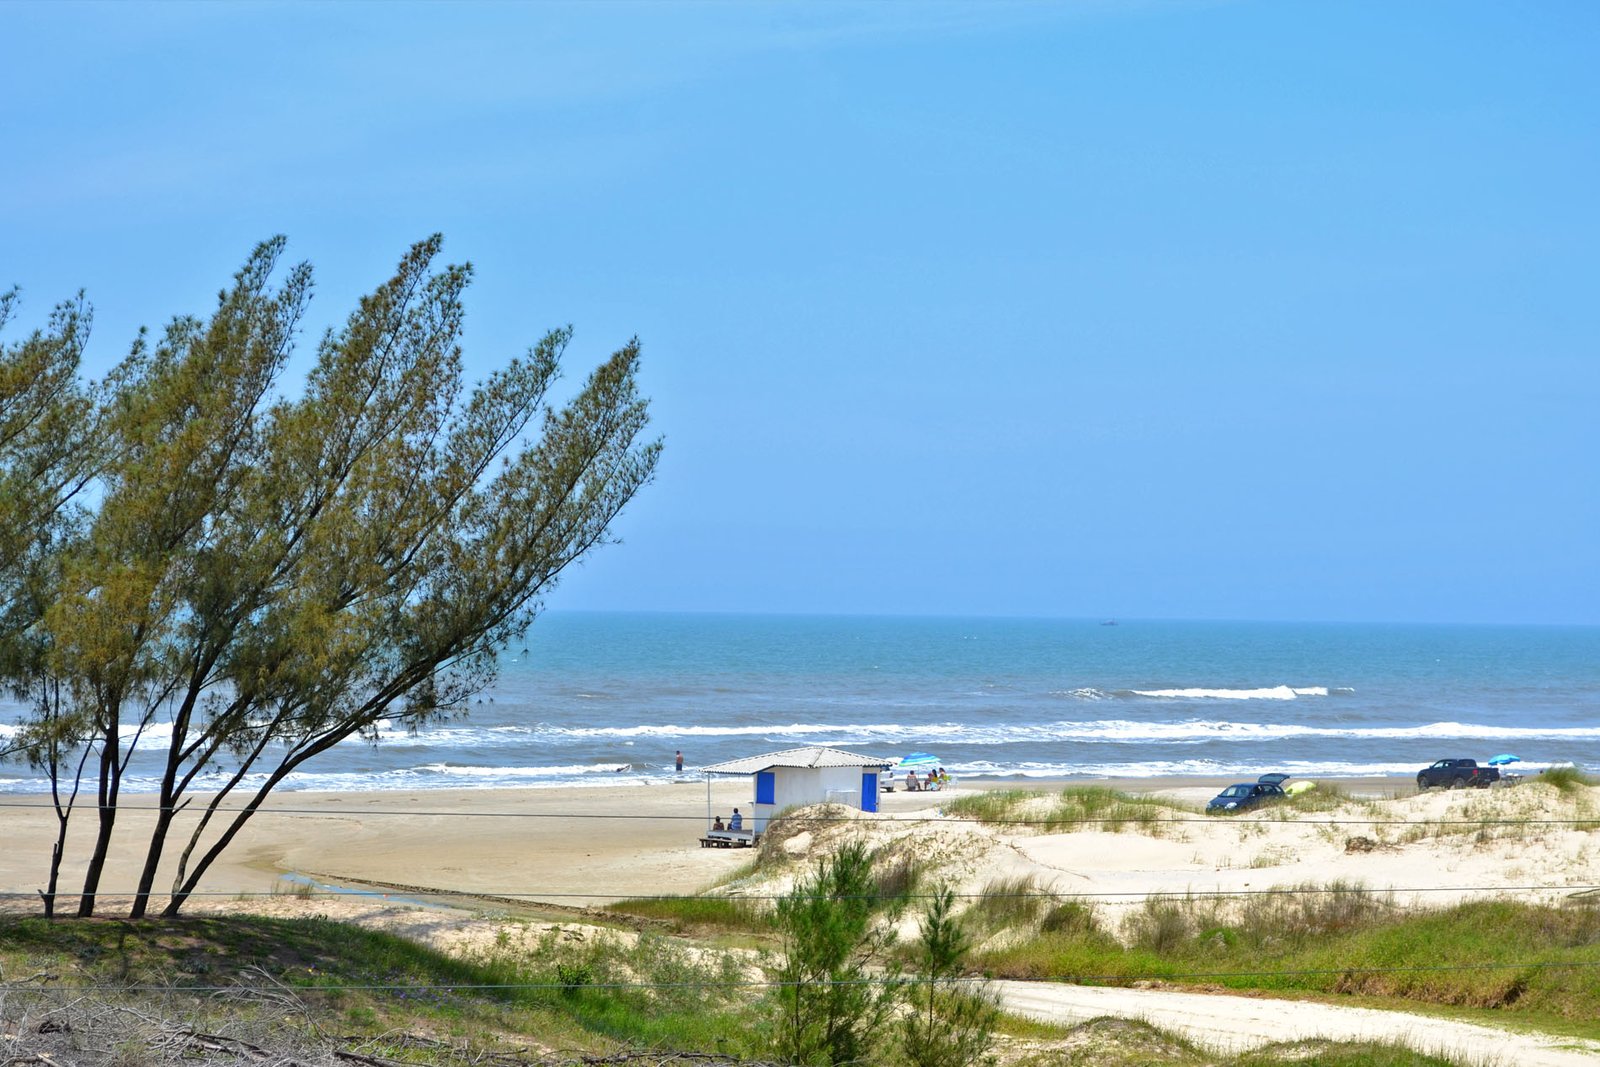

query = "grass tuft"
[[0, 912, 765, 1058], [965, 874, 1053, 933], [945, 786, 1195, 837], [942, 789, 1034, 824], [1540, 765, 1598, 792], [977, 890, 1600, 1035], [869, 844, 927, 907], [604, 895, 768, 933]]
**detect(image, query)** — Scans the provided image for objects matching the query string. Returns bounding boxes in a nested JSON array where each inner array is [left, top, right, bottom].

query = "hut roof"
[[702, 745, 895, 775]]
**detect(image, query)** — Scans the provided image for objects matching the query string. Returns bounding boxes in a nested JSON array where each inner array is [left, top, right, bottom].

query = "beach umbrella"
[[1487, 754, 1521, 766], [897, 753, 940, 768]]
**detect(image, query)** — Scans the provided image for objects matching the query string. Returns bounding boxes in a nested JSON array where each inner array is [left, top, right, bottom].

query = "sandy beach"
[[0, 773, 1578, 917], [8, 773, 1600, 1063], [1, 777, 764, 910]]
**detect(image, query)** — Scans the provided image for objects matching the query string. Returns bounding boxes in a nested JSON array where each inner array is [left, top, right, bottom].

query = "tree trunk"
[[164, 722, 356, 916], [76, 722, 121, 918], [42, 750, 84, 919], [161, 697, 409, 915], [162, 765, 291, 916], [41, 840, 62, 919], [133, 661, 222, 918], [130, 725, 187, 918], [128, 805, 174, 919], [39, 683, 74, 919]]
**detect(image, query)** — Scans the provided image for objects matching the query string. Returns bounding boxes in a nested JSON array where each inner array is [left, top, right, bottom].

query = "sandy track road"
[[996, 981, 1600, 1065]]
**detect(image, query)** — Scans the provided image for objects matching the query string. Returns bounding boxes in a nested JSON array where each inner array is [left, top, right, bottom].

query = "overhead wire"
[[7, 958, 1600, 996], [0, 798, 1595, 827], [3, 882, 1599, 902]]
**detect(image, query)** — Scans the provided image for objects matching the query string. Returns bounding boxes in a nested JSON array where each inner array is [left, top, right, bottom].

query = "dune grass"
[[1235, 1038, 1470, 1067], [1388, 776, 1600, 845], [0, 912, 761, 1059], [975, 890, 1600, 1036], [1008, 1017, 1470, 1067], [964, 874, 1054, 933], [604, 894, 770, 934], [1541, 765, 1599, 792], [1271, 782, 1383, 816], [612, 833, 925, 937], [945, 786, 1196, 837], [3, 908, 1497, 1067]]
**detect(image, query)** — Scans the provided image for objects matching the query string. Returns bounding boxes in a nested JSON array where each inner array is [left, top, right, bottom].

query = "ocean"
[[2, 613, 1598, 793]]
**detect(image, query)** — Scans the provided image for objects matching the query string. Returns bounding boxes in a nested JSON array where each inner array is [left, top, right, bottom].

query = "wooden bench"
[[699, 830, 758, 848]]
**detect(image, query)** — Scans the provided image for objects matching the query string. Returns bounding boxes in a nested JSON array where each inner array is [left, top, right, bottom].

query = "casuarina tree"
[[768, 840, 904, 1066], [901, 885, 998, 1067], [0, 237, 661, 917]]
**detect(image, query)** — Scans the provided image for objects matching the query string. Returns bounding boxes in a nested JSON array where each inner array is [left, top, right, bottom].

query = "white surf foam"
[[1131, 685, 1330, 700], [460, 718, 1600, 746]]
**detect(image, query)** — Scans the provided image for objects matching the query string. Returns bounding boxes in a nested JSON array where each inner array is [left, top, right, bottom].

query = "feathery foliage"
[[767, 840, 904, 1066], [901, 885, 998, 1067], [0, 237, 661, 918]]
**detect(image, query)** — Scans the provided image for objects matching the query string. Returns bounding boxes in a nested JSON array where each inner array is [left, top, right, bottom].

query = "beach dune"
[[0, 774, 1581, 919]]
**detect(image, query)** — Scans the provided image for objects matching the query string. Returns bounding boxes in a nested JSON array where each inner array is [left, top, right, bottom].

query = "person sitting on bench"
[[729, 808, 744, 831], [712, 815, 724, 832]]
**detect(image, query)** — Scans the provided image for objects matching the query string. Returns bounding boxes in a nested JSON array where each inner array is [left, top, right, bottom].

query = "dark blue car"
[[1206, 773, 1290, 813]]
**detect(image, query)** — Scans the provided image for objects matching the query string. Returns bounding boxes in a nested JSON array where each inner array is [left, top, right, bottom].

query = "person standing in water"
[[675, 750, 684, 773]]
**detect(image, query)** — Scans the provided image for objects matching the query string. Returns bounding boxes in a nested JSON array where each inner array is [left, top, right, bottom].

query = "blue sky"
[[3, 2, 1597, 624]]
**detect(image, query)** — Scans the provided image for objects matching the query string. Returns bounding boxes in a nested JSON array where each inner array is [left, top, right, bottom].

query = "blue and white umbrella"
[[897, 752, 940, 769], [1487, 754, 1521, 766]]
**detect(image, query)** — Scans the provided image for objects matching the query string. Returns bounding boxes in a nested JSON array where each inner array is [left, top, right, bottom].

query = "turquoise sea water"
[[3, 612, 1598, 792]]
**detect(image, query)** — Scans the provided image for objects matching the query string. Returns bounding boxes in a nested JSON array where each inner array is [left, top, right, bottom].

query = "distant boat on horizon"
[[1101, 619, 1118, 626]]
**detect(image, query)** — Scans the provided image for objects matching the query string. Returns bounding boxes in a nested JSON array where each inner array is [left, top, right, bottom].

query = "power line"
[[0, 798, 1595, 827], [3, 882, 1598, 902], [6, 958, 1600, 996]]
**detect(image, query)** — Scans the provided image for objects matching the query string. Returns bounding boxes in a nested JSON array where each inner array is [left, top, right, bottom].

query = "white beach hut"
[[701, 745, 895, 839]]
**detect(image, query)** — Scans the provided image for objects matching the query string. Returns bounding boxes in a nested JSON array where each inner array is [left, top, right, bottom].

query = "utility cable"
[[4, 883, 1599, 902], [0, 798, 1594, 827], [6, 958, 1600, 996]]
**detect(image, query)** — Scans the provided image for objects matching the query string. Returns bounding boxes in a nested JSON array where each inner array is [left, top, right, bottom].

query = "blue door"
[[861, 772, 879, 812], [756, 771, 776, 805]]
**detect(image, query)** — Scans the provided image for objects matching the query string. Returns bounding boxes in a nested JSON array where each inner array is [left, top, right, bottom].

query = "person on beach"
[[905, 769, 920, 791], [729, 808, 743, 831], [712, 815, 724, 832], [675, 750, 684, 773]]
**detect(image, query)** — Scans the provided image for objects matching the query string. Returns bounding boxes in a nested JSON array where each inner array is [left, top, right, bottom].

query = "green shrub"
[[901, 885, 997, 1067], [966, 874, 1052, 933], [604, 895, 768, 933], [871, 845, 928, 907], [555, 961, 593, 994], [1123, 898, 1203, 955], [1039, 900, 1097, 935], [766, 840, 904, 1066]]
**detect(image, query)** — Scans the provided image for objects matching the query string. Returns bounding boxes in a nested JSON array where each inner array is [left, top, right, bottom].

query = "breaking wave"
[[1130, 685, 1331, 700], [427, 719, 1600, 746], [1054, 685, 1355, 701]]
